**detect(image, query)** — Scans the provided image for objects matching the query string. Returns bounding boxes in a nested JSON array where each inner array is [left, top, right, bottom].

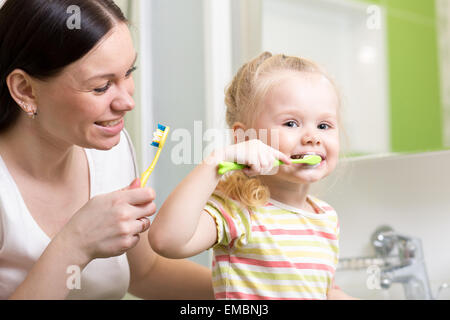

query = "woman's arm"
[[127, 231, 214, 300], [9, 179, 155, 300], [9, 232, 91, 300], [327, 287, 359, 300]]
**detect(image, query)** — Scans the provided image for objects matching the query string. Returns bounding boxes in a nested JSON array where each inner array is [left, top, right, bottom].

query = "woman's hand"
[[212, 139, 291, 177], [327, 287, 359, 300], [57, 178, 156, 265]]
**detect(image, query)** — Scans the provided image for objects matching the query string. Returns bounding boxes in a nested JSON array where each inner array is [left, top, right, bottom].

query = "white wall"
[[142, 0, 210, 267], [260, 0, 390, 155], [311, 151, 450, 299]]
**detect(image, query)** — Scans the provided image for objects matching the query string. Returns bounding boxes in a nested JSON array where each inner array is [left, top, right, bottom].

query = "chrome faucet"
[[371, 226, 434, 300]]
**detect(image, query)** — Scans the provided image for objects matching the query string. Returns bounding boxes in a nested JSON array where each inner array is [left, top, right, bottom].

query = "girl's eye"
[[318, 123, 330, 130], [93, 81, 112, 93], [284, 120, 298, 128]]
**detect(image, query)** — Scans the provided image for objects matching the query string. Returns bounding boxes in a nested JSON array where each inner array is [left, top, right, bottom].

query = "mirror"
[[122, 0, 450, 300], [230, 0, 449, 156]]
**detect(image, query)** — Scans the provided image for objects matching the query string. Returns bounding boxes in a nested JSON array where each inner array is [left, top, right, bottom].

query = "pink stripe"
[[215, 291, 318, 300], [215, 255, 335, 273], [252, 225, 337, 240], [218, 206, 237, 247]]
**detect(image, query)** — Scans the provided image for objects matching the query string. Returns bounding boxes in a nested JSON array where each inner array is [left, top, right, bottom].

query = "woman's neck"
[[0, 117, 79, 183], [259, 175, 311, 211]]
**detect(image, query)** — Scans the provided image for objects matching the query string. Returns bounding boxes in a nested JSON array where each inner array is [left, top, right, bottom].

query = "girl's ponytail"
[[217, 171, 269, 208]]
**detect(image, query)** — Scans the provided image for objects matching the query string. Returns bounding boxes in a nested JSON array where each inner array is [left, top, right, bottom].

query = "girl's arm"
[[148, 153, 221, 258], [148, 140, 292, 259]]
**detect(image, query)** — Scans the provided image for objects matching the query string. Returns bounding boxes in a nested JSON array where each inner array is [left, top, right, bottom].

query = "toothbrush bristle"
[[150, 123, 168, 148], [304, 155, 322, 165]]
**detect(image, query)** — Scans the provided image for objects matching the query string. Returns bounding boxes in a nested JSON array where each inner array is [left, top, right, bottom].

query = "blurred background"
[[115, 0, 450, 299]]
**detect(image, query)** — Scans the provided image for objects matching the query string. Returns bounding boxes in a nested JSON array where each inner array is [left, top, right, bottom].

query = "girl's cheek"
[[261, 128, 281, 149]]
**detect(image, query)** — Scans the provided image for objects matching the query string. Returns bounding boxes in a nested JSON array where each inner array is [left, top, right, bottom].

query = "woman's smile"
[[94, 117, 124, 136]]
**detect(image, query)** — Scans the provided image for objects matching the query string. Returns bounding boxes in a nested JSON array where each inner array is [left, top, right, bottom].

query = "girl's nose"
[[301, 133, 321, 146]]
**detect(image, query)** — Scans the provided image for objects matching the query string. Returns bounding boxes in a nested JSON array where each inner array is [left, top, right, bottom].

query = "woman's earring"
[[28, 110, 38, 119], [19, 101, 37, 119]]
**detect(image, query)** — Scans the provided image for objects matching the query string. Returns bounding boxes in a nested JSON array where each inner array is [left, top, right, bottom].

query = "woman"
[[0, 0, 214, 299]]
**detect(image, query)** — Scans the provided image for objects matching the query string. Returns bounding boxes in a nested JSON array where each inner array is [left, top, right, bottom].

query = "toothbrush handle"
[[218, 160, 283, 175], [141, 148, 162, 187]]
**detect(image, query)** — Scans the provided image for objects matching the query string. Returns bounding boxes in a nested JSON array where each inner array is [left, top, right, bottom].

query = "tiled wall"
[[311, 151, 450, 299]]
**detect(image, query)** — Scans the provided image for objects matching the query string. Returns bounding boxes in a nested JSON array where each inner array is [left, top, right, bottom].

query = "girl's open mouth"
[[290, 152, 325, 161]]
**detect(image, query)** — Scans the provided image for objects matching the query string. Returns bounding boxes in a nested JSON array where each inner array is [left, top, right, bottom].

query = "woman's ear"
[[6, 69, 37, 113]]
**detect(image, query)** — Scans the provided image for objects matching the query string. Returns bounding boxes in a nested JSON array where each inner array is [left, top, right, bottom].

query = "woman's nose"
[[111, 85, 135, 112]]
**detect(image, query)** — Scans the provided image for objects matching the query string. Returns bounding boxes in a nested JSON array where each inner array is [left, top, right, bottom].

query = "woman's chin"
[[83, 134, 121, 151]]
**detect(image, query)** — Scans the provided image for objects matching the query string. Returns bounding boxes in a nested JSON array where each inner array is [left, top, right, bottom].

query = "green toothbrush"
[[217, 155, 322, 175]]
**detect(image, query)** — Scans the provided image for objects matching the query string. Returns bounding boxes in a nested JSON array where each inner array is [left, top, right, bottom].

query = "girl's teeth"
[[291, 153, 318, 159]]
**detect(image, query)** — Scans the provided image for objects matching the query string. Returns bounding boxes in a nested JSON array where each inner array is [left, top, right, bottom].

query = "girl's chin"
[[288, 174, 322, 184], [276, 167, 328, 184]]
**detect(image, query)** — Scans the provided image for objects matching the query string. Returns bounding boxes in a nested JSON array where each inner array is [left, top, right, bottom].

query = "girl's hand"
[[56, 178, 156, 265], [213, 139, 292, 177]]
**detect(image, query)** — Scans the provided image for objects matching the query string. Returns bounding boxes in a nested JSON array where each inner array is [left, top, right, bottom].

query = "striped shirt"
[[204, 192, 339, 300]]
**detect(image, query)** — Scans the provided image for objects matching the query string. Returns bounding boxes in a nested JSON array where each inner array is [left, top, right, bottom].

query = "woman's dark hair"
[[0, 0, 128, 132]]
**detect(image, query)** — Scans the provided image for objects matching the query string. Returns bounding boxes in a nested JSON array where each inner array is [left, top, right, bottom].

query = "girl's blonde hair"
[[217, 51, 341, 208]]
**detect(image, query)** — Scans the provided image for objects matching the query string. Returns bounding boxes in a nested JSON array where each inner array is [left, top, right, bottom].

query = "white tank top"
[[0, 130, 139, 299]]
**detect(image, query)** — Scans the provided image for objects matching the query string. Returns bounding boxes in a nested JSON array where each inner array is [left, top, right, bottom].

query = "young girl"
[[149, 52, 354, 300]]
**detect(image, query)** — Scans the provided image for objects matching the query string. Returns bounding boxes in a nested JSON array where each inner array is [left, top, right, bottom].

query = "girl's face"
[[252, 71, 340, 184], [30, 23, 137, 150]]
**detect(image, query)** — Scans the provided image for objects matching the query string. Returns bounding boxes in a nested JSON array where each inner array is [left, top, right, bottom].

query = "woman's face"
[[31, 22, 137, 150]]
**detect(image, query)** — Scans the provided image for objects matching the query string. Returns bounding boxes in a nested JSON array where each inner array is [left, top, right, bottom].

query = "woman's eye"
[[126, 66, 138, 78], [284, 121, 298, 128], [318, 123, 330, 130], [93, 81, 112, 93]]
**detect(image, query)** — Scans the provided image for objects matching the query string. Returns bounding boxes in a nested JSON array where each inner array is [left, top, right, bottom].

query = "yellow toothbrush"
[[140, 124, 170, 187]]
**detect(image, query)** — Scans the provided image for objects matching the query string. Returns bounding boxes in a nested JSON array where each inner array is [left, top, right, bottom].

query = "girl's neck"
[[259, 175, 311, 211], [0, 117, 79, 183]]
